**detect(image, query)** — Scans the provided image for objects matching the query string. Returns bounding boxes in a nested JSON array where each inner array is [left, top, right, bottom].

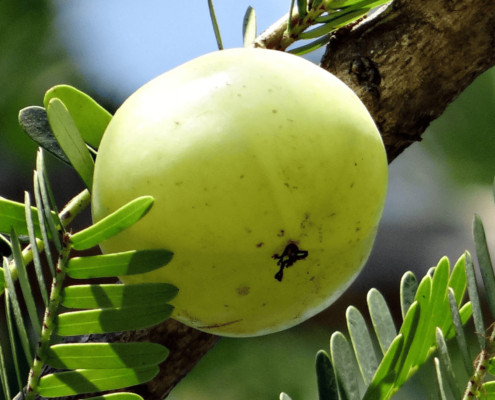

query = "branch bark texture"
[[320, 0, 495, 162], [55, 0, 495, 399]]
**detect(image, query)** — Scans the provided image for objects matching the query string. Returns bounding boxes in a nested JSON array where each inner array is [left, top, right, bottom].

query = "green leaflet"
[[399, 271, 417, 318], [288, 34, 331, 56], [60, 283, 178, 309], [298, 8, 368, 39], [54, 303, 174, 336], [37, 365, 159, 398], [242, 6, 257, 47], [465, 250, 486, 350], [85, 393, 144, 400], [45, 342, 169, 370], [330, 332, 360, 400], [435, 328, 462, 400], [44, 85, 112, 149], [70, 196, 154, 251], [346, 306, 378, 386], [297, 0, 308, 18], [46, 98, 95, 191], [448, 288, 472, 376], [434, 358, 448, 400], [18, 106, 71, 166], [367, 289, 396, 354], [0, 267, 5, 294], [66, 249, 173, 279], [315, 350, 339, 400], [0, 197, 54, 238]]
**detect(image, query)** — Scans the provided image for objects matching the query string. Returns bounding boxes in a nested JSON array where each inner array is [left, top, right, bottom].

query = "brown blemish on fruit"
[[272, 109, 277, 113], [277, 230, 285, 237], [356, 227, 360, 232], [256, 242, 264, 247], [198, 319, 243, 329], [273, 242, 309, 282], [236, 286, 250, 296], [350, 182, 355, 188]]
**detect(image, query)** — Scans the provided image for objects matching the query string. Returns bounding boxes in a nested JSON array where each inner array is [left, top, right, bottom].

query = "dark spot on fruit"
[[350, 182, 355, 188], [310, 276, 315, 281], [257, 242, 264, 247], [330, 213, 336, 217], [240, 175, 244, 179], [356, 227, 360, 232], [273, 242, 309, 282], [198, 319, 243, 329], [262, 303, 266, 307], [237, 93, 242, 97], [305, 213, 310, 220], [278, 230, 285, 237], [354, 162, 358, 166], [175, 181, 183, 186], [236, 286, 250, 296], [175, 121, 180, 125], [272, 109, 277, 113]]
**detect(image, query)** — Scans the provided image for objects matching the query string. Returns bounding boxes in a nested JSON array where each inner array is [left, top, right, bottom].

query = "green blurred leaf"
[[473, 214, 495, 320], [242, 6, 257, 47], [288, 34, 331, 56], [45, 342, 168, 370], [3, 257, 33, 366], [38, 365, 159, 398], [299, 8, 368, 39], [25, 191, 49, 306], [287, 0, 296, 31], [444, 301, 472, 340], [46, 98, 94, 190], [346, 306, 378, 386], [60, 283, 178, 309], [54, 303, 173, 336], [367, 288, 396, 355], [330, 332, 360, 400], [297, 0, 308, 18], [435, 328, 462, 400], [4, 291, 23, 392], [447, 288, 472, 376], [465, 251, 485, 350], [70, 196, 154, 251], [208, 0, 223, 50], [280, 393, 293, 400], [433, 358, 448, 400], [18, 106, 71, 166], [10, 227, 42, 335], [66, 249, 173, 279], [315, 350, 339, 400], [400, 271, 417, 318], [44, 85, 112, 149], [481, 381, 495, 395]]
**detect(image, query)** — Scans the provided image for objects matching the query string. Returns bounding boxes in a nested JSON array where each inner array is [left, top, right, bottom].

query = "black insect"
[[273, 243, 309, 282]]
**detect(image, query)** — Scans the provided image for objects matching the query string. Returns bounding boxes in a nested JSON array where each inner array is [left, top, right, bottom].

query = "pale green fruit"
[[92, 48, 388, 337]]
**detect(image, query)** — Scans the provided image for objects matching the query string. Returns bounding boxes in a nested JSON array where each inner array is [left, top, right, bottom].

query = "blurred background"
[[1, 1, 495, 399]]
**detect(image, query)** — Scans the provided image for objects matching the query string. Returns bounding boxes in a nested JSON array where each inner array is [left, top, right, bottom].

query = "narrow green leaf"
[[5, 291, 23, 392], [207, 0, 223, 50], [481, 381, 495, 396], [393, 301, 421, 390], [44, 85, 112, 149], [10, 228, 42, 335], [448, 288, 472, 375], [361, 371, 395, 400], [66, 249, 173, 279], [287, 0, 297, 32], [38, 365, 159, 398], [0, 197, 50, 238], [435, 328, 462, 400], [25, 192, 49, 306], [45, 342, 169, 369], [36, 149, 63, 251], [0, 233, 12, 259], [70, 196, 154, 251], [363, 334, 403, 400], [473, 214, 495, 319], [84, 393, 144, 400], [242, 6, 257, 47], [400, 271, 417, 318], [54, 303, 173, 336], [323, 0, 388, 12], [465, 251, 485, 349], [60, 283, 178, 309], [346, 306, 378, 386], [367, 288, 396, 355], [297, 0, 308, 18], [315, 350, 339, 400], [288, 34, 331, 56], [3, 258, 33, 366], [0, 320, 11, 400], [46, 98, 95, 190], [33, 171, 56, 277], [18, 106, 71, 165], [433, 357, 448, 400], [330, 332, 360, 400], [299, 8, 368, 39], [444, 301, 473, 340]]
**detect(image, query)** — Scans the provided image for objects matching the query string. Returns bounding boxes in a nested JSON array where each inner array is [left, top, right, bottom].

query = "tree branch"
[[54, 0, 495, 399]]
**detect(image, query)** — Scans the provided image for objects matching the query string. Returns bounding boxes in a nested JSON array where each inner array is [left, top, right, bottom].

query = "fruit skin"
[[92, 48, 388, 337]]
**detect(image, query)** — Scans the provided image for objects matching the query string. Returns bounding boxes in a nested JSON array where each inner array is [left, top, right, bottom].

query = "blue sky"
[[54, 1, 293, 100]]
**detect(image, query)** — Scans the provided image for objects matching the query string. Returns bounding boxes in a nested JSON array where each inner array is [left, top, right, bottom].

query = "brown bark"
[[56, 0, 495, 399], [320, 0, 495, 162]]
